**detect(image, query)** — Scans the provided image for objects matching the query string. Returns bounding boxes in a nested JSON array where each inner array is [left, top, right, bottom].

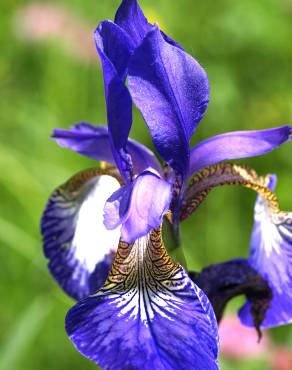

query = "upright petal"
[[115, 0, 182, 49], [104, 170, 172, 243], [128, 26, 209, 176], [239, 175, 292, 328], [115, 0, 150, 47], [94, 21, 134, 180], [190, 126, 292, 175], [66, 228, 219, 370], [41, 168, 121, 301], [52, 123, 162, 175]]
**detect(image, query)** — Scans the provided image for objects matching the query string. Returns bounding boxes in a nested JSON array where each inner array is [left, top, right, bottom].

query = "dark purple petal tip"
[[115, 0, 182, 49]]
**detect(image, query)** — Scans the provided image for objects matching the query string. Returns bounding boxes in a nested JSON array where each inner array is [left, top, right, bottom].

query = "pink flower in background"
[[219, 315, 270, 360], [271, 347, 292, 370], [15, 3, 96, 62]]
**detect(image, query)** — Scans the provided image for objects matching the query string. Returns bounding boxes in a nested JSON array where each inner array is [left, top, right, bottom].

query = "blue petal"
[[190, 126, 292, 175], [52, 123, 162, 175], [128, 25, 209, 176], [115, 0, 182, 49], [239, 175, 292, 328], [66, 229, 219, 369], [41, 169, 121, 301], [104, 171, 172, 243], [94, 21, 134, 180]]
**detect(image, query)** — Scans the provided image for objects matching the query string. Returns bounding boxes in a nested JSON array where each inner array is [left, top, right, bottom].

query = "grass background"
[[0, 0, 291, 369]]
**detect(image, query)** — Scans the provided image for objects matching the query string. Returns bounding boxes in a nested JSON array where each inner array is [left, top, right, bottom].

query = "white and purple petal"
[[239, 175, 292, 328], [66, 229, 219, 369], [104, 170, 172, 243], [128, 25, 209, 177], [52, 123, 162, 175], [190, 126, 292, 175], [41, 169, 121, 301], [94, 21, 134, 180]]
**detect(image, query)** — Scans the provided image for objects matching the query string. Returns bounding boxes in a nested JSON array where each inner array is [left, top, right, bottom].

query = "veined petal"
[[239, 175, 292, 329], [41, 168, 122, 301], [52, 123, 162, 175], [190, 126, 292, 175], [104, 171, 172, 243], [128, 25, 209, 177], [94, 21, 134, 180], [115, 0, 182, 49], [181, 163, 277, 221], [66, 228, 219, 370]]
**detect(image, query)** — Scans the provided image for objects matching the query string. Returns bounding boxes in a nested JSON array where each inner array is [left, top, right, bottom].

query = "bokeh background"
[[1, 0, 292, 369]]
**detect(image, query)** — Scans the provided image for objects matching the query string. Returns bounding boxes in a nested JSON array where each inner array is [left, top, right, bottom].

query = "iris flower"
[[41, 0, 292, 369]]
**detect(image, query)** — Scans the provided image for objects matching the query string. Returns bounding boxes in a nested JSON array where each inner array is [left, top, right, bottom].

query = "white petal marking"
[[73, 175, 121, 271]]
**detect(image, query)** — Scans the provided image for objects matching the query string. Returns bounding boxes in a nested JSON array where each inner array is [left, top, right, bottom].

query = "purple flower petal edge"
[[94, 21, 134, 181], [190, 125, 292, 175], [239, 175, 292, 328], [52, 123, 162, 175]]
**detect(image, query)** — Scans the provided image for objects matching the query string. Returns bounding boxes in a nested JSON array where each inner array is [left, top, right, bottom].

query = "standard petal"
[[190, 126, 292, 175], [66, 228, 219, 370], [128, 25, 209, 176], [239, 175, 292, 328], [104, 171, 172, 243], [52, 123, 162, 175], [94, 21, 134, 180], [95, 21, 134, 81], [115, 0, 182, 49], [41, 168, 121, 301]]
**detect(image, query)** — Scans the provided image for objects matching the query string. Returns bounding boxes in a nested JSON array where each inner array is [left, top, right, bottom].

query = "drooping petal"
[[115, 0, 182, 49], [128, 25, 209, 176], [190, 126, 292, 175], [190, 259, 272, 328], [181, 163, 276, 221], [239, 175, 292, 329], [41, 168, 122, 301], [94, 21, 134, 180], [52, 123, 162, 175], [66, 228, 219, 370], [104, 170, 172, 243]]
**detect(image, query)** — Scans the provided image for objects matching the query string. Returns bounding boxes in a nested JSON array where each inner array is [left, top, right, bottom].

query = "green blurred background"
[[0, 0, 292, 369]]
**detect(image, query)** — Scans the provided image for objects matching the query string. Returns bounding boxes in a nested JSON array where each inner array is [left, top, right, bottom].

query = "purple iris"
[[41, 0, 292, 369]]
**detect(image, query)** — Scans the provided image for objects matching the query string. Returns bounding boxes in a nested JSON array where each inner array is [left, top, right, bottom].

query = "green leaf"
[[0, 295, 53, 370]]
